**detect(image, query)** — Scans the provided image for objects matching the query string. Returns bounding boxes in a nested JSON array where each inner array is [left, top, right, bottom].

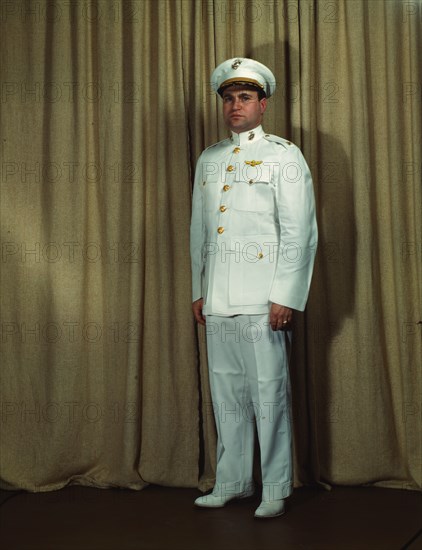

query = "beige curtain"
[[1, 0, 420, 493]]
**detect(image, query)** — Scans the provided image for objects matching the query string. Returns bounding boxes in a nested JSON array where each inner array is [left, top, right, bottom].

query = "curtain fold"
[[1, 0, 420, 493]]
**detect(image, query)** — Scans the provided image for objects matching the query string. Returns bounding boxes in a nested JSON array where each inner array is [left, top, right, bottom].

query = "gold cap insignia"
[[231, 59, 242, 70]]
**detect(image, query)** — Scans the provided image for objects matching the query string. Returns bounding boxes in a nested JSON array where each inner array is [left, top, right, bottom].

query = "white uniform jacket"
[[190, 125, 318, 316]]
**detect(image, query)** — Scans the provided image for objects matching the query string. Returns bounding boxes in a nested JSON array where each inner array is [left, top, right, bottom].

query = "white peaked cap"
[[211, 57, 276, 98]]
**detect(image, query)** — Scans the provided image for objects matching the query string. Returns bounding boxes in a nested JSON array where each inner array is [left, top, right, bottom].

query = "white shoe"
[[195, 488, 255, 508], [254, 499, 285, 518]]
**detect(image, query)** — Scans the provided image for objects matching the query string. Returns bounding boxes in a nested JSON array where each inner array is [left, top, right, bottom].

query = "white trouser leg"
[[206, 315, 255, 497], [238, 315, 293, 501], [206, 314, 292, 501]]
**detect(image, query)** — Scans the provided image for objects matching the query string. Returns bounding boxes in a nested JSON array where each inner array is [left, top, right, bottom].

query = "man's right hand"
[[192, 298, 206, 326]]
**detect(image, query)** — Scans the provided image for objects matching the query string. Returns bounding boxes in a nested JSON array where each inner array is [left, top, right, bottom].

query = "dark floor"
[[0, 484, 421, 550]]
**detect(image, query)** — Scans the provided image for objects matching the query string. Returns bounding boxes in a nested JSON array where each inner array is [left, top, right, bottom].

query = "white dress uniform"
[[190, 58, 318, 509]]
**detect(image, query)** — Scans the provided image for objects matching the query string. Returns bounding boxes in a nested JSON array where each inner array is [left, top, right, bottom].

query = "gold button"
[[249, 179, 254, 185], [258, 253, 264, 259], [219, 205, 227, 212], [217, 227, 224, 234], [233, 147, 240, 154], [227, 165, 234, 172], [202, 181, 206, 186], [223, 185, 231, 192]]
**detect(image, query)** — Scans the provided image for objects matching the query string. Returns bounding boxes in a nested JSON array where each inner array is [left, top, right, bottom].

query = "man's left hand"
[[270, 303, 293, 331]]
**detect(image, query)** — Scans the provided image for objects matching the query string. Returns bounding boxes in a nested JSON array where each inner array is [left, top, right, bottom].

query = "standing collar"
[[230, 125, 265, 146]]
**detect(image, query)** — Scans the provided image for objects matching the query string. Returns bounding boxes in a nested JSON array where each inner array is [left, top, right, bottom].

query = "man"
[[190, 58, 317, 518]]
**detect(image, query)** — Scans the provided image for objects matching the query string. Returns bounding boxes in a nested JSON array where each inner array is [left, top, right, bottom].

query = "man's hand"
[[192, 298, 206, 326], [269, 303, 293, 331]]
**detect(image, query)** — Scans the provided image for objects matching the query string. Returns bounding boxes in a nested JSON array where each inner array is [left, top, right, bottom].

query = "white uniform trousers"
[[206, 314, 293, 502]]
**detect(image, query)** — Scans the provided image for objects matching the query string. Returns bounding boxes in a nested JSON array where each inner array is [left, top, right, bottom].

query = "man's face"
[[222, 86, 267, 133]]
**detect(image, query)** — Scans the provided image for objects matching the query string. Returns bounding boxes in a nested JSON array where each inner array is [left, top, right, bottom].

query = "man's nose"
[[232, 97, 242, 109]]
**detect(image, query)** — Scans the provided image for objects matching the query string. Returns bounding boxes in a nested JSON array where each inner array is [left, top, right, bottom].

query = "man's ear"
[[260, 97, 267, 114]]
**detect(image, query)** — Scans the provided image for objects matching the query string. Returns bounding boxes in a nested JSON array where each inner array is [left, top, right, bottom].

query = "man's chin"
[[228, 122, 251, 134]]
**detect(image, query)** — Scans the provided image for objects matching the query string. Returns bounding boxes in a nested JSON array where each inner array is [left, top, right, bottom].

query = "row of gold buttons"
[[217, 146, 242, 235]]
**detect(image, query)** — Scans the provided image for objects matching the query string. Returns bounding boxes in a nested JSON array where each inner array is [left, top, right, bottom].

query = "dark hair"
[[257, 88, 266, 100]]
